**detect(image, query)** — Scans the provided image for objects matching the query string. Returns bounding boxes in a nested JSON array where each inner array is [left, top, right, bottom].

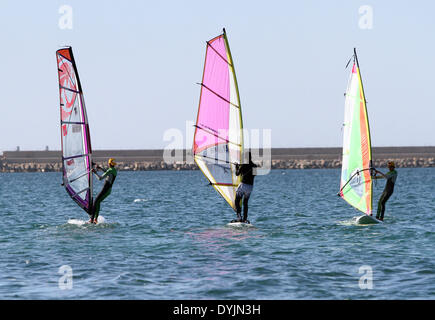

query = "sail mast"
[[354, 48, 373, 169], [222, 28, 244, 164]]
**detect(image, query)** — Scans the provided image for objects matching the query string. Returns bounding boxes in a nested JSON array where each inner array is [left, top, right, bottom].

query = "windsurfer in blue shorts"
[[89, 158, 117, 224], [372, 161, 398, 221], [232, 151, 258, 224]]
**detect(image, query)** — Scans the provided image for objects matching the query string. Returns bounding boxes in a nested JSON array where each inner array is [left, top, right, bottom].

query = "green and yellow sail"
[[339, 48, 373, 215]]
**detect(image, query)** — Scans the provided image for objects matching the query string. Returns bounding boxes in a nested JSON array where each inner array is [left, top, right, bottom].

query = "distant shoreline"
[[1, 147, 435, 172]]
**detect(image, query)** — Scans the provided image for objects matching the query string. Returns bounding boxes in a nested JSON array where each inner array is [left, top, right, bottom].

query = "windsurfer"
[[372, 161, 397, 221], [232, 151, 258, 223], [89, 158, 118, 224]]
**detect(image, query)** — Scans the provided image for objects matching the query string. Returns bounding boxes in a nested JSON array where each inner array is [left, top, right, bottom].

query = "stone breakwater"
[[0, 161, 198, 173], [2, 155, 435, 173], [268, 158, 435, 169], [1, 147, 435, 173]]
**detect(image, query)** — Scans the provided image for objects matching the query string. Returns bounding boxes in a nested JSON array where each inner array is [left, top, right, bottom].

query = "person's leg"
[[379, 192, 392, 220], [89, 199, 98, 222], [243, 197, 249, 222], [92, 185, 111, 222], [234, 193, 243, 222], [242, 185, 252, 223], [88, 204, 95, 223], [376, 192, 386, 220]]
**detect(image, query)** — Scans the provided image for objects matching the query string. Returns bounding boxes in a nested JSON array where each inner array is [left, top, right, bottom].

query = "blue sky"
[[0, 0, 434, 151]]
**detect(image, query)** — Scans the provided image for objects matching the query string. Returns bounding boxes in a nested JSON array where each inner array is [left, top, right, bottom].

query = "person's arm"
[[95, 165, 105, 172], [372, 169, 387, 179], [92, 167, 106, 180], [92, 171, 103, 180], [93, 172, 103, 180]]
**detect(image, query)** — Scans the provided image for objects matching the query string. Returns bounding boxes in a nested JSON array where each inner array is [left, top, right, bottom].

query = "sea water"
[[0, 168, 434, 299]]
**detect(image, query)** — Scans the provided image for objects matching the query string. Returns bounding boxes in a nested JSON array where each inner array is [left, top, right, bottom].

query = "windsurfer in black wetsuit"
[[372, 161, 398, 221], [89, 158, 117, 224], [232, 151, 258, 224]]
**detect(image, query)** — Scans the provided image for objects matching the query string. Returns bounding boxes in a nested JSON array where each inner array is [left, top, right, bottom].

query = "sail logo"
[[58, 57, 77, 121], [163, 121, 272, 175], [349, 168, 364, 197]]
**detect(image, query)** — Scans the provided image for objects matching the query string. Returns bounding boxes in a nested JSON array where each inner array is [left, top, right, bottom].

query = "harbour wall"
[[1, 147, 435, 172]]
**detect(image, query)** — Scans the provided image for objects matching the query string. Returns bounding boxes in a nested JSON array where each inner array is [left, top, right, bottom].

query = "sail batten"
[[194, 125, 241, 147], [62, 121, 86, 125], [339, 49, 373, 215], [60, 86, 80, 94], [206, 42, 232, 66], [63, 153, 91, 160], [193, 30, 243, 211], [199, 83, 240, 108], [57, 47, 93, 214]]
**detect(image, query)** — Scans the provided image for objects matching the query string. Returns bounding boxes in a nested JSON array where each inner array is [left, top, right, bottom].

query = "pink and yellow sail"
[[339, 48, 373, 215], [193, 29, 243, 211]]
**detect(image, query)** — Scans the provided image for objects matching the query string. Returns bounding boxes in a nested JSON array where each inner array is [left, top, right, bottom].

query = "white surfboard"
[[67, 218, 87, 226], [67, 215, 106, 226], [356, 214, 382, 224], [227, 221, 255, 228]]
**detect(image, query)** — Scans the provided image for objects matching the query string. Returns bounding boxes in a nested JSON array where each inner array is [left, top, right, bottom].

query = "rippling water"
[[0, 168, 434, 299]]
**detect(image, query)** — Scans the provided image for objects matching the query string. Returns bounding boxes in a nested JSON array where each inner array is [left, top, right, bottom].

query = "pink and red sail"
[[56, 47, 93, 213], [193, 30, 244, 211]]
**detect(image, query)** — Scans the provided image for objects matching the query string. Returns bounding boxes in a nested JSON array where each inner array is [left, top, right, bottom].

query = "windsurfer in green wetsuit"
[[372, 161, 398, 221], [89, 158, 117, 224], [232, 151, 258, 224]]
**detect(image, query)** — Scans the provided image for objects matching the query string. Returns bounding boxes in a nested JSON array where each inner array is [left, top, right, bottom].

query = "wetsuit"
[[376, 169, 397, 220], [234, 161, 258, 222], [91, 166, 117, 221]]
